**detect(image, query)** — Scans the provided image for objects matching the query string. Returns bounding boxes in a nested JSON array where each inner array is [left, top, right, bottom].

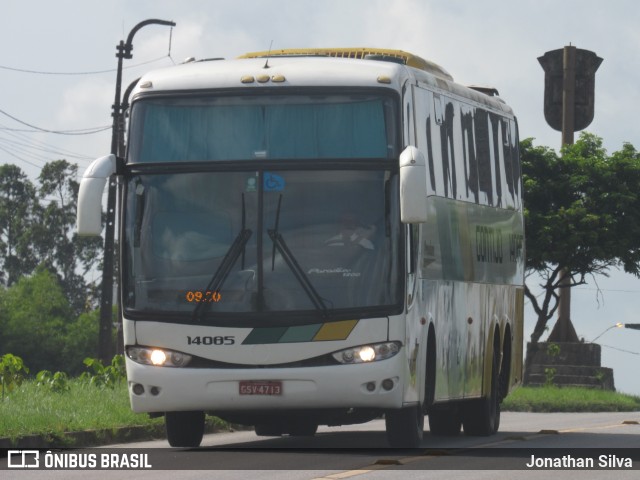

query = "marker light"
[[127, 347, 192, 368], [332, 342, 400, 364]]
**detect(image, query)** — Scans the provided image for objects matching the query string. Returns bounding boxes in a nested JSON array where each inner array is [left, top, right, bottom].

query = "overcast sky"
[[2, 0, 640, 395]]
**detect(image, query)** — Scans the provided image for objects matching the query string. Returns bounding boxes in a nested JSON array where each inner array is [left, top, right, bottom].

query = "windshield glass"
[[123, 169, 401, 321], [128, 94, 397, 162]]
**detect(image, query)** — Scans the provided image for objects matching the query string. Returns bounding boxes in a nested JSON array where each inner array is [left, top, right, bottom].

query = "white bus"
[[77, 48, 524, 448]]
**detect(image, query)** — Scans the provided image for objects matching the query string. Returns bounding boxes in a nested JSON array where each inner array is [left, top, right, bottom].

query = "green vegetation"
[[1, 369, 639, 445], [0, 379, 160, 442], [1, 160, 107, 376], [2, 141, 640, 446], [0, 353, 29, 400], [0, 354, 228, 445], [503, 386, 640, 413], [522, 134, 640, 344]]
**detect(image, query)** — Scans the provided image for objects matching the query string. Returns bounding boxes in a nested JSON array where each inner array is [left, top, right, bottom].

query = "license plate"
[[239, 380, 283, 396]]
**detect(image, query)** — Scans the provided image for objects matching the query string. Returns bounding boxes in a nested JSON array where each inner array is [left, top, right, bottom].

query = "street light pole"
[[98, 19, 176, 363], [590, 323, 624, 344]]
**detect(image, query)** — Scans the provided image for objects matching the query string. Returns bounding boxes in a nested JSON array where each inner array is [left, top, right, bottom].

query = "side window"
[[474, 109, 492, 206], [412, 85, 438, 195], [460, 104, 479, 203], [433, 94, 444, 125], [403, 85, 414, 147], [407, 224, 419, 274]]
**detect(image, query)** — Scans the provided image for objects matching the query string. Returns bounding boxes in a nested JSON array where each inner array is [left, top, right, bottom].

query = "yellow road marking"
[[312, 420, 639, 479]]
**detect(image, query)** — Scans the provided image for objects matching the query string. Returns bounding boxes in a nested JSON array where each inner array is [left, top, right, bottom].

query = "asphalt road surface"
[[4, 411, 639, 479]]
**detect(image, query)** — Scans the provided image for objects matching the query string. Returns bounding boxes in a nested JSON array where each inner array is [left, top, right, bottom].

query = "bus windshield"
[[128, 94, 397, 162], [122, 169, 402, 322]]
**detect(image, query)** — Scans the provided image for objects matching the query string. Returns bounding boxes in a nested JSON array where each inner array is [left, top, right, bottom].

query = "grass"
[[2, 380, 639, 445], [503, 386, 640, 412], [0, 380, 162, 442]]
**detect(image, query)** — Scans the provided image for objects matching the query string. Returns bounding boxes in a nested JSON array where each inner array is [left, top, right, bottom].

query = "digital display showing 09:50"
[[185, 290, 222, 303]]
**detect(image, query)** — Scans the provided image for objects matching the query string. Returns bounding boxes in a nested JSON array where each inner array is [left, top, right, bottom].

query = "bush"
[[0, 268, 104, 375], [0, 353, 29, 400], [0, 269, 69, 373], [80, 356, 126, 389], [35, 370, 71, 393]]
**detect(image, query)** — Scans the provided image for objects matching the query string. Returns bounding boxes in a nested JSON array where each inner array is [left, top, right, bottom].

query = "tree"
[[0, 267, 71, 373], [522, 133, 640, 344], [0, 267, 103, 374], [32, 160, 103, 315], [0, 164, 38, 286]]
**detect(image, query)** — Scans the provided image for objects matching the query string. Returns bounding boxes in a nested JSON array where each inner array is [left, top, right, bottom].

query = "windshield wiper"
[[192, 228, 252, 320], [193, 193, 252, 320], [267, 194, 328, 315]]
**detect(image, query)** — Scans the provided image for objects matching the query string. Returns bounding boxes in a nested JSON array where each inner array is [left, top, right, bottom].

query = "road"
[[4, 412, 639, 479]]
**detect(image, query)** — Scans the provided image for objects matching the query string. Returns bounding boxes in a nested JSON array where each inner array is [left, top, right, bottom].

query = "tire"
[[288, 421, 318, 437], [428, 407, 462, 436], [424, 330, 436, 411], [165, 411, 205, 447], [385, 405, 424, 447], [462, 342, 501, 436], [254, 423, 283, 437]]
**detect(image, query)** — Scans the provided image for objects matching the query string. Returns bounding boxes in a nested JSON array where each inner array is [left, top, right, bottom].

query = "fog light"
[[132, 383, 145, 395], [150, 386, 160, 396], [366, 382, 376, 392], [382, 378, 394, 391]]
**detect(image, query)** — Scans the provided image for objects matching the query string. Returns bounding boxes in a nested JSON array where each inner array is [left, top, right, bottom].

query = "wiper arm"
[[268, 194, 328, 315], [268, 229, 328, 315], [192, 228, 252, 320]]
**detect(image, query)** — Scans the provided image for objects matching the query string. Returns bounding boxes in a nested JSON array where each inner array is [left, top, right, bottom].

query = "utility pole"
[[98, 19, 176, 363], [538, 45, 602, 343]]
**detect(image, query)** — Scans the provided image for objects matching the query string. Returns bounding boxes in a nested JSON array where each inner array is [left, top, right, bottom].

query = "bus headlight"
[[332, 342, 400, 364], [127, 347, 192, 368]]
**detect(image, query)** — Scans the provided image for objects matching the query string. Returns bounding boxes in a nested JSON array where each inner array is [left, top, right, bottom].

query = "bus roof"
[[131, 49, 512, 115], [238, 48, 454, 82]]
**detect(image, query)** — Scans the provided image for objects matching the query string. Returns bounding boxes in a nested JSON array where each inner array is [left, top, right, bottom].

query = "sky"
[[2, 0, 640, 395]]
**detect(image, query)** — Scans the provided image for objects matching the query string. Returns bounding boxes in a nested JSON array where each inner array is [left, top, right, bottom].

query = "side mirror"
[[399, 146, 428, 223], [76, 154, 117, 236]]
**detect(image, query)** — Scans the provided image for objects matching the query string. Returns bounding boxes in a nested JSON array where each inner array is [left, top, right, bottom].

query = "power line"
[[0, 108, 110, 135], [600, 343, 640, 356], [0, 55, 170, 76], [574, 287, 640, 294], [0, 129, 94, 161], [0, 144, 44, 169]]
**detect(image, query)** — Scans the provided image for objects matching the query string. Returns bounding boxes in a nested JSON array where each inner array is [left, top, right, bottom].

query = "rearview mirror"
[[399, 146, 428, 223], [76, 154, 116, 236]]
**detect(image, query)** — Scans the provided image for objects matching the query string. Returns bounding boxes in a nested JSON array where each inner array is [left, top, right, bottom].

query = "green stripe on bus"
[[241, 320, 358, 345], [279, 324, 323, 343], [242, 326, 288, 345]]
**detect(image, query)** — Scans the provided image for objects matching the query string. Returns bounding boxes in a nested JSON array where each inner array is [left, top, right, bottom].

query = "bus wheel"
[[165, 411, 205, 447], [288, 421, 318, 437], [462, 345, 501, 436], [385, 405, 424, 447], [254, 423, 283, 437], [428, 407, 461, 436]]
